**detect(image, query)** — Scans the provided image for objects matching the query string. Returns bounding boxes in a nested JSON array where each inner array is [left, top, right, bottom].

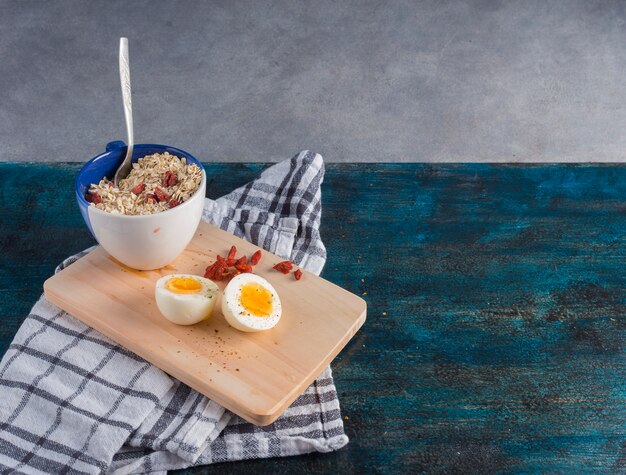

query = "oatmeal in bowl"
[[76, 142, 206, 270], [86, 152, 203, 215]]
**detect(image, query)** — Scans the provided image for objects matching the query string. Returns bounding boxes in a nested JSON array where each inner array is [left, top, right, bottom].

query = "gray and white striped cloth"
[[0, 151, 348, 474]]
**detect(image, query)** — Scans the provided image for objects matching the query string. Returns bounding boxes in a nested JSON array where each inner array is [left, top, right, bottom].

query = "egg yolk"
[[240, 282, 273, 317], [165, 276, 202, 294]]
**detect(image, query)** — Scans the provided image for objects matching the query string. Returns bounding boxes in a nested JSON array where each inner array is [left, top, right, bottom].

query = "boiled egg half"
[[222, 273, 282, 332], [155, 274, 219, 325]]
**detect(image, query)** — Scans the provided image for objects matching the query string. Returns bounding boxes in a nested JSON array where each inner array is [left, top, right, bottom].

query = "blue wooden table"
[[2, 163, 625, 473]]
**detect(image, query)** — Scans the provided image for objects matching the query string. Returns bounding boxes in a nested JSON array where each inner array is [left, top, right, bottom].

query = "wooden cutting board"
[[43, 221, 366, 425]]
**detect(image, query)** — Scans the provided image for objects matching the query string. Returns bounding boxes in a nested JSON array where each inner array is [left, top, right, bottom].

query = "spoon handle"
[[116, 38, 134, 184]]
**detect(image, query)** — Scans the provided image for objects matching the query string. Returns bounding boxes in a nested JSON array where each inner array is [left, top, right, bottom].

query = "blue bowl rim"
[[76, 142, 206, 220]]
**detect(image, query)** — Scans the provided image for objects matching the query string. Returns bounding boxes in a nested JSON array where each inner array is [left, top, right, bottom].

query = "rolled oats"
[[85, 152, 202, 215]]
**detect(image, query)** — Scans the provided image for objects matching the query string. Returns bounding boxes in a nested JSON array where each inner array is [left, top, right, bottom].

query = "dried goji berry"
[[206, 246, 257, 281], [86, 192, 102, 204], [131, 183, 145, 195], [154, 187, 170, 202], [294, 269, 303, 281], [169, 199, 181, 208], [209, 263, 225, 280], [162, 171, 178, 187], [273, 261, 293, 274], [204, 262, 218, 279], [145, 194, 157, 204], [212, 260, 227, 281], [235, 263, 253, 273], [250, 250, 262, 265]]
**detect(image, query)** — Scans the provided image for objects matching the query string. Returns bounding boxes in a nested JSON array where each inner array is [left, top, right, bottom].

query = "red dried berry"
[[205, 245, 259, 281], [235, 263, 253, 273], [169, 199, 181, 208], [86, 192, 102, 204], [162, 171, 178, 187], [131, 183, 145, 195], [273, 261, 293, 274], [204, 262, 218, 279], [212, 260, 227, 281], [154, 187, 170, 202], [250, 250, 262, 266], [294, 269, 303, 281], [108, 181, 115, 188]]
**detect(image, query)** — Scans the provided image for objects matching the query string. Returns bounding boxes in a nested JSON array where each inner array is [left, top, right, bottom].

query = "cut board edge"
[[255, 302, 367, 425]]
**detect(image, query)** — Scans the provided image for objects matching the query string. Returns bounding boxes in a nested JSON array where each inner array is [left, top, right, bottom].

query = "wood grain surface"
[[43, 222, 366, 425], [2, 163, 626, 473]]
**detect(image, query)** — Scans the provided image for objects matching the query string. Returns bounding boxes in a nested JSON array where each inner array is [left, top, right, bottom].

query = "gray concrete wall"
[[1, 0, 625, 163]]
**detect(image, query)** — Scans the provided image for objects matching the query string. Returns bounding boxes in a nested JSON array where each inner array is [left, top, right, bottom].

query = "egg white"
[[221, 273, 282, 332], [155, 274, 219, 325]]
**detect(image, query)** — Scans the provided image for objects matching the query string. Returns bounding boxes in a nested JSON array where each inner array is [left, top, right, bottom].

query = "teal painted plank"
[[1, 163, 626, 473]]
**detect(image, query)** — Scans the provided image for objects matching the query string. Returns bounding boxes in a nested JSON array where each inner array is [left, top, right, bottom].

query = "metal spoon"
[[114, 37, 134, 186]]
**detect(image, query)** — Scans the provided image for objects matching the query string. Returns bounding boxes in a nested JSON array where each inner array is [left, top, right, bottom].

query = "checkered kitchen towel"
[[0, 151, 348, 474]]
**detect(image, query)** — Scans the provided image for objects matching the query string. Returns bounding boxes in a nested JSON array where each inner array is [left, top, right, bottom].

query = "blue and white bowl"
[[76, 141, 206, 270]]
